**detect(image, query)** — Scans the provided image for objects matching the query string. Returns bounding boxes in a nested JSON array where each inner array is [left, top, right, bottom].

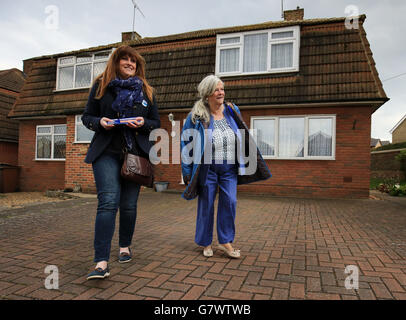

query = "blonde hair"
[[190, 75, 224, 124]]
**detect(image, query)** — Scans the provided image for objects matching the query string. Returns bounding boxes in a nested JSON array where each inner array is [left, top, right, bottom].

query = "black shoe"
[[119, 248, 132, 264], [86, 267, 110, 280]]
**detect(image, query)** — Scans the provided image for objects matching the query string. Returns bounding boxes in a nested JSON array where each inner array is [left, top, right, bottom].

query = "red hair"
[[94, 45, 154, 101]]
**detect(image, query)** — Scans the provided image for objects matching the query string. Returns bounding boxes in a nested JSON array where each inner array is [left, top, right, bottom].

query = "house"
[[0, 68, 25, 165], [390, 114, 406, 143], [0, 68, 25, 192], [8, 7, 389, 198], [370, 138, 382, 149]]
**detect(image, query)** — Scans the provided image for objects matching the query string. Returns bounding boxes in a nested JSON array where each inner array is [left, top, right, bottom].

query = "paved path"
[[0, 190, 405, 300]]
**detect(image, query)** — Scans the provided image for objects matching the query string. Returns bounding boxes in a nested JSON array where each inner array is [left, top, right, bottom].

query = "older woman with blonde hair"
[[181, 75, 271, 259]]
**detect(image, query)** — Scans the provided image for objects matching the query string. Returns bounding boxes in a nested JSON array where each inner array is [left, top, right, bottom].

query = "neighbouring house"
[[0, 68, 25, 192], [0, 68, 25, 165], [380, 140, 390, 146], [8, 7, 389, 198], [371, 138, 382, 149], [390, 114, 406, 144]]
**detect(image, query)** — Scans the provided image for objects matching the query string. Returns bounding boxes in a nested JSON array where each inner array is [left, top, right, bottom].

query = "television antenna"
[[281, 0, 284, 19], [131, 0, 145, 40]]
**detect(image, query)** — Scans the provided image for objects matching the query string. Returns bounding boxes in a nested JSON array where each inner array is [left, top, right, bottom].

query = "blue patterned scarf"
[[108, 76, 144, 152]]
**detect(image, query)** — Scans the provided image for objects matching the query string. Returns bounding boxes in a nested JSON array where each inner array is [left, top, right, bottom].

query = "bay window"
[[251, 115, 336, 160]]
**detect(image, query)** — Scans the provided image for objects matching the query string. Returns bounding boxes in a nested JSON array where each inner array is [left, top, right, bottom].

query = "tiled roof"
[[0, 68, 26, 93], [0, 91, 19, 142], [9, 14, 388, 118], [371, 138, 380, 147], [0, 69, 25, 142]]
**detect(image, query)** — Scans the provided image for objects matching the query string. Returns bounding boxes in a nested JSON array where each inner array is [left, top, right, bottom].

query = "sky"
[[0, 0, 405, 142]]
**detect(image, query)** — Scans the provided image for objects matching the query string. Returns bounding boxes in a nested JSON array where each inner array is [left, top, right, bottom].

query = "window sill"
[[216, 67, 299, 77], [35, 159, 66, 162], [262, 157, 335, 161], [53, 87, 90, 93]]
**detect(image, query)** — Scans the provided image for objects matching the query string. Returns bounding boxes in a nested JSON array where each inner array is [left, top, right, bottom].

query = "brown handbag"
[[121, 152, 154, 188]]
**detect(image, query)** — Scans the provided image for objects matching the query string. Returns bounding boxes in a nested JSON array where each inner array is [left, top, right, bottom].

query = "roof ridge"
[[389, 114, 406, 133], [28, 14, 366, 61]]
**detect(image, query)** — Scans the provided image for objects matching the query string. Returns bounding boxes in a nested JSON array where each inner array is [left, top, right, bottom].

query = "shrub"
[[375, 142, 406, 151]]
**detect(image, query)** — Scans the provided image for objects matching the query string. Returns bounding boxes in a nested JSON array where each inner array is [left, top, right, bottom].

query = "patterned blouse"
[[212, 117, 236, 162]]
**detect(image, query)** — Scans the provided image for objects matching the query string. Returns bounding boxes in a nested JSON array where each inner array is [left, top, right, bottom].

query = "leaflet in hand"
[[107, 117, 142, 125]]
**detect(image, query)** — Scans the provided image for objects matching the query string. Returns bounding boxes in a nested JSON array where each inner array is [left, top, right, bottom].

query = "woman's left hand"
[[126, 117, 144, 128]]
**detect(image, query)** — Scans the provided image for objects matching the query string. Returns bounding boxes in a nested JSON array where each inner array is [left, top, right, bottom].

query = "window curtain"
[[279, 118, 304, 157], [253, 119, 275, 156], [220, 48, 240, 73], [271, 43, 293, 69], [243, 33, 267, 72], [308, 119, 333, 156]]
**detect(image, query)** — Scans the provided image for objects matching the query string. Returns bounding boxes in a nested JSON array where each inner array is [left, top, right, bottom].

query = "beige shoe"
[[217, 244, 241, 259], [203, 246, 213, 257]]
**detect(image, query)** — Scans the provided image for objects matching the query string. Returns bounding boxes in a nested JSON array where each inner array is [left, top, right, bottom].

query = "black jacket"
[[82, 81, 161, 164]]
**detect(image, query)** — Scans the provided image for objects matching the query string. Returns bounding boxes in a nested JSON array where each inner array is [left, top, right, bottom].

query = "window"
[[216, 26, 300, 76], [36, 125, 67, 160], [75, 115, 94, 143], [251, 115, 335, 160], [56, 50, 112, 90]]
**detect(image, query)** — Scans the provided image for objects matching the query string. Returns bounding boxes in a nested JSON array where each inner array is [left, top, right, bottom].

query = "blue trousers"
[[195, 162, 238, 247], [92, 152, 141, 262]]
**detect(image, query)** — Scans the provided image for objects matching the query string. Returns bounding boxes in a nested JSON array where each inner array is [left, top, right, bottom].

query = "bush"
[[374, 142, 406, 151], [376, 178, 406, 196]]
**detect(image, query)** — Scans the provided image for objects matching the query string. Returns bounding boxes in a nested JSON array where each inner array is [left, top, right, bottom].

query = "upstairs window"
[[56, 50, 112, 90], [216, 26, 300, 76]]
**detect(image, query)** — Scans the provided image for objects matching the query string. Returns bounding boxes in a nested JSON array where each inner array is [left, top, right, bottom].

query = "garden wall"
[[371, 148, 406, 181]]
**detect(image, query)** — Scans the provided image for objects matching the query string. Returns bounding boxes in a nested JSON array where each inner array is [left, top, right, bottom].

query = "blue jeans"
[[92, 152, 141, 263], [195, 161, 238, 247]]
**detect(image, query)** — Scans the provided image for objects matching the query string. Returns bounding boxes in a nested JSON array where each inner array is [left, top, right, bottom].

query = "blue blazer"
[[181, 103, 271, 200], [82, 81, 160, 164]]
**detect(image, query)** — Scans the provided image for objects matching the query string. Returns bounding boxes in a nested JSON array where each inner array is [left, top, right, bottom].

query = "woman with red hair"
[[82, 45, 160, 280]]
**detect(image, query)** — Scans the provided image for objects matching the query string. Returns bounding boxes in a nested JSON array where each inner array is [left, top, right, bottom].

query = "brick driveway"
[[0, 190, 405, 300]]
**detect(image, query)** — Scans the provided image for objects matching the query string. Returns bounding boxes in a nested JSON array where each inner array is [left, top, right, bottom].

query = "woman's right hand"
[[100, 117, 115, 130]]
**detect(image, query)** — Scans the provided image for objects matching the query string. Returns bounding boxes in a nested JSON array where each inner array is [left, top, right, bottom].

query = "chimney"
[[284, 6, 304, 21], [121, 31, 142, 42]]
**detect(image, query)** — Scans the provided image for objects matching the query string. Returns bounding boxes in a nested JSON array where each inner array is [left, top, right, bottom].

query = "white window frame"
[[35, 124, 67, 161], [56, 49, 113, 91], [216, 26, 300, 76], [74, 114, 94, 143], [250, 115, 336, 160]]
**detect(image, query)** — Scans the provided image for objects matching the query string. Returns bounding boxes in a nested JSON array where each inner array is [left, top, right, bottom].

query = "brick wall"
[[0, 141, 18, 165], [18, 119, 66, 191], [65, 115, 95, 193], [21, 105, 373, 198], [154, 105, 372, 199], [371, 149, 405, 180]]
